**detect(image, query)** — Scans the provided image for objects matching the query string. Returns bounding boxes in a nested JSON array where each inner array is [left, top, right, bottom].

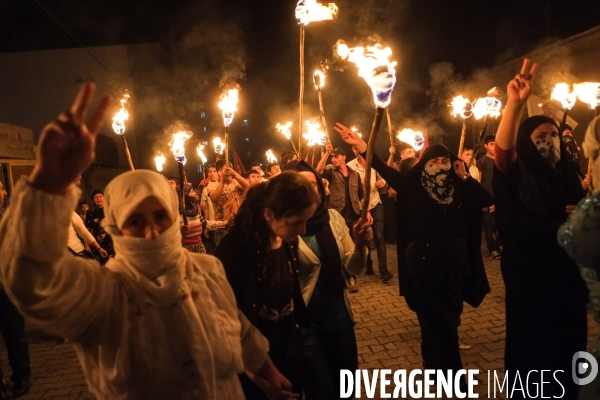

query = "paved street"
[[1, 244, 598, 399]]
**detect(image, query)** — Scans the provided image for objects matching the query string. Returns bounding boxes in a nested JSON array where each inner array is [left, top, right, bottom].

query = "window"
[[200, 112, 206, 118]]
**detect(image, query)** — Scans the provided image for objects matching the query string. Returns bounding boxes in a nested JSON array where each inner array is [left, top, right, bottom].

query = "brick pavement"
[[0, 243, 598, 399]]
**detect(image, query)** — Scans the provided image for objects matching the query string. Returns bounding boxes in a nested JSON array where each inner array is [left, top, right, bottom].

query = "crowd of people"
[[0, 58, 597, 399]]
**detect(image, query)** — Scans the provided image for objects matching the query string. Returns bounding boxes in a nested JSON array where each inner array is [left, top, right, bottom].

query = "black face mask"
[[420, 162, 455, 205]]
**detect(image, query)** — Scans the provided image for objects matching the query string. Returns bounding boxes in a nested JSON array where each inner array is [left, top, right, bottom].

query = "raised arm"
[[387, 146, 396, 168], [316, 142, 333, 174], [0, 83, 116, 340], [495, 59, 538, 151]]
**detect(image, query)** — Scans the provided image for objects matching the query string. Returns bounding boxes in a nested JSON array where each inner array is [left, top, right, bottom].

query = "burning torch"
[[470, 90, 502, 167], [296, 0, 338, 157], [313, 70, 330, 143], [197, 143, 208, 180], [551, 82, 578, 137], [302, 120, 327, 164], [154, 152, 166, 173], [169, 131, 192, 226], [450, 95, 473, 155], [335, 39, 397, 226], [397, 129, 425, 152], [218, 88, 240, 165], [112, 91, 135, 170], [213, 137, 225, 156], [276, 122, 298, 154], [574, 82, 600, 191], [266, 149, 278, 164]]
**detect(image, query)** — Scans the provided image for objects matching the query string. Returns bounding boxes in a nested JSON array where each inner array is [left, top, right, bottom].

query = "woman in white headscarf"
[[559, 115, 600, 400], [0, 83, 293, 400]]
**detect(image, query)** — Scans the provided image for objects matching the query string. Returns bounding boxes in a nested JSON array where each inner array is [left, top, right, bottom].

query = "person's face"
[[461, 150, 473, 164], [264, 203, 317, 242], [93, 193, 104, 208], [269, 165, 281, 176], [298, 171, 319, 196], [563, 129, 573, 136], [80, 203, 89, 213], [485, 141, 496, 156], [401, 148, 416, 159], [424, 157, 452, 174], [252, 165, 262, 173], [167, 180, 177, 191], [248, 173, 262, 186], [208, 167, 218, 182], [531, 123, 561, 163], [331, 154, 346, 167], [121, 197, 173, 239]]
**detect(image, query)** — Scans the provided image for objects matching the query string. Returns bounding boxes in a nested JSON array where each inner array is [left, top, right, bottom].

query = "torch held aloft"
[[121, 135, 135, 170], [178, 162, 188, 226], [360, 107, 385, 225], [386, 108, 394, 147], [457, 120, 467, 156]]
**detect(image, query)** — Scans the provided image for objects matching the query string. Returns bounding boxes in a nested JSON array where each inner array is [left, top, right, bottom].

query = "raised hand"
[[333, 123, 368, 153], [506, 58, 538, 106], [29, 83, 112, 194]]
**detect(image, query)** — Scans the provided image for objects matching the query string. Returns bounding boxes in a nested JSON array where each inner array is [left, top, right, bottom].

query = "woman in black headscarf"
[[334, 125, 493, 378], [282, 160, 371, 399], [493, 59, 588, 399]]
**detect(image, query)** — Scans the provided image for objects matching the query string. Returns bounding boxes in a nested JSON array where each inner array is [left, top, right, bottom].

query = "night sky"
[[2, 0, 600, 167]]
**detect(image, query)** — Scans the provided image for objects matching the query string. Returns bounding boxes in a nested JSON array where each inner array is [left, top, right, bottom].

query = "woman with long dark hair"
[[282, 160, 371, 399], [214, 172, 321, 399], [493, 59, 588, 399]]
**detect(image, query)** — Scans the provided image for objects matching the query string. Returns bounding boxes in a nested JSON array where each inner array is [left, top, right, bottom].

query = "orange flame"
[[112, 91, 130, 135], [295, 0, 338, 25], [154, 152, 166, 172], [276, 122, 293, 140], [450, 95, 473, 119], [472, 97, 502, 120], [302, 120, 327, 147], [169, 131, 192, 163], [335, 40, 397, 108], [574, 82, 600, 109], [196, 144, 208, 164], [397, 129, 425, 151], [218, 88, 240, 127], [213, 137, 225, 155], [551, 83, 578, 110], [266, 149, 278, 163], [313, 70, 325, 90]]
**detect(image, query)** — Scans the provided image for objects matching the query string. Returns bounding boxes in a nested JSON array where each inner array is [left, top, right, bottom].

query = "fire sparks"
[[472, 97, 502, 120], [266, 149, 278, 163], [112, 91, 130, 135], [397, 128, 425, 151], [218, 88, 240, 127], [295, 0, 338, 25], [169, 131, 192, 164], [450, 95, 473, 119], [551, 83, 578, 111], [196, 144, 208, 164], [313, 70, 325, 89], [276, 122, 293, 140], [574, 82, 600, 109], [213, 137, 225, 155], [154, 152, 166, 172], [302, 120, 327, 147], [335, 40, 397, 108], [351, 126, 363, 138]]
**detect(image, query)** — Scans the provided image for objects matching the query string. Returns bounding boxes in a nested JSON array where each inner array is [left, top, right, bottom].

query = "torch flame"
[[313, 70, 325, 90], [472, 97, 502, 120], [450, 95, 473, 119], [295, 0, 338, 25], [551, 83, 578, 111], [169, 131, 192, 164], [397, 128, 425, 151], [196, 144, 208, 164], [266, 149, 278, 163], [335, 40, 397, 108], [276, 122, 293, 140], [213, 137, 225, 155], [351, 126, 363, 138], [154, 152, 166, 172], [574, 82, 600, 109], [218, 88, 240, 127], [302, 120, 327, 147], [112, 91, 130, 135]]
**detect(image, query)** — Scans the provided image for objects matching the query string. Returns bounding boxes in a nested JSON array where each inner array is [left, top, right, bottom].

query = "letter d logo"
[[572, 351, 598, 386]]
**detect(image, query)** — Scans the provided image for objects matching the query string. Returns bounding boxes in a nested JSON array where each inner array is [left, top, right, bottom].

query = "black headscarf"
[[283, 160, 347, 292], [514, 115, 583, 218], [409, 144, 461, 209]]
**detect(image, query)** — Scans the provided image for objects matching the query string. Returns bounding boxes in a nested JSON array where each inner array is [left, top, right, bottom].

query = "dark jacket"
[[322, 165, 363, 216]]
